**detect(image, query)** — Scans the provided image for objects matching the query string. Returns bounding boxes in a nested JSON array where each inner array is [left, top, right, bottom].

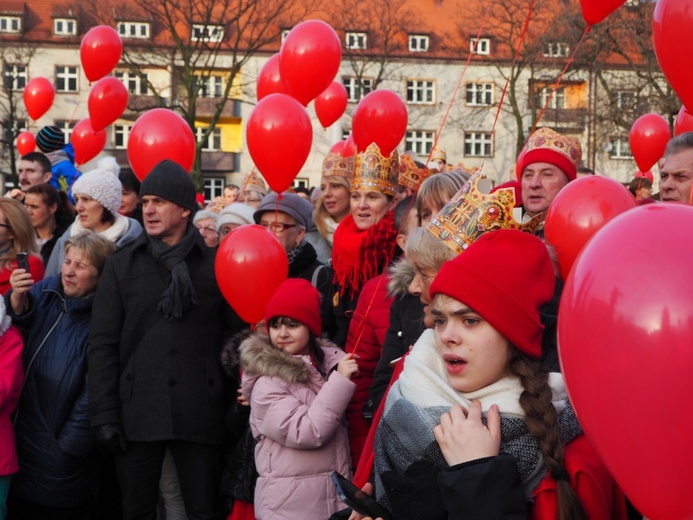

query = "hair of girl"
[[508, 349, 587, 520], [267, 316, 325, 366]]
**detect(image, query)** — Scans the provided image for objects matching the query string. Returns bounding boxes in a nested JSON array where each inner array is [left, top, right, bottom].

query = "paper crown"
[[322, 152, 355, 182], [352, 143, 399, 197], [516, 127, 582, 181], [399, 154, 435, 192], [242, 170, 267, 195], [427, 169, 542, 255], [430, 146, 446, 163]]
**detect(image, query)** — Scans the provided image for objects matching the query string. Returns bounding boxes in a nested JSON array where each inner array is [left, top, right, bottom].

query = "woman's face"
[[61, 246, 100, 299], [24, 193, 57, 229], [74, 194, 108, 232], [320, 177, 350, 221], [418, 200, 443, 226], [120, 187, 139, 215], [269, 318, 311, 357], [408, 259, 439, 306], [259, 211, 304, 253], [350, 190, 393, 231], [240, 191, 263, 209]]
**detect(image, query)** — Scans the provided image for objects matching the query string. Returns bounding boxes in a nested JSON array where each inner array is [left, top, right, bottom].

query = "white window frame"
[[405, 130, 435, 156], [113, 124, 134, 149], [609, 138, 633, 160], [117, 21, 150, 39], [465, 82, 494, 106], [115, 70, 149, 96], [470, 37, 490, 55], [194, 74, 225, 98], [408, 34, 429, 52], [406, 80, 436, 105], [54, 18, 77, 36], [203, 177, 225, 203], [464, 132, 493, 157], [191, 24, 224, 43], [0, 16, 21, 34], [195, 126, 222, 151], [343, 77, 373, 103], [346, 32, 367, 50], [55, 66, 79, 93], [614, 90, 636, 110], [281, 29, 291, 42], [56, 120, 76, 143], [537, 86, 566, 110], [3, 64, 27, 91], [544, 42, 569, 58]]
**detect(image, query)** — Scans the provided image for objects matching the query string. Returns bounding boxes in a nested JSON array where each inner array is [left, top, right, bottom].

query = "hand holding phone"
[[331, 472, 392, 520], [16, 252, 29, 273]]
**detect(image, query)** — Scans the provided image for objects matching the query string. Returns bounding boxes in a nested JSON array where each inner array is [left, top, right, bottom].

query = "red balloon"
[[329, 135, 357, 158], [215, 225, 288, 323], [559, 204, 693, 520], [127, 108, 196, 181], [23, 77, 55, 120], [16, 131, 36, 156], [279, 20, 342, 106], [80, 25, 123, 82], [674, 106, 693, 136], [315, 81, 348, 129], [634, 170, 654, 182], [246, 93, 312, 193], [352, 90, 408, 156], [654, 0, 693, 113], [629, 113, 670, 172], [257, 54, 289, 101], [579, 0, 626, 25], [544, 176, 636, 280], [88, 77, 129, 131], [71, 118, 107, 165]]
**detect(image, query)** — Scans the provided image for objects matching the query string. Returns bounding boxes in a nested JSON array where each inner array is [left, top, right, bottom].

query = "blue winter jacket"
[[5, 276, 96, 508]]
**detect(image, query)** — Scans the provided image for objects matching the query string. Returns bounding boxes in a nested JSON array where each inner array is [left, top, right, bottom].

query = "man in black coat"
[[88, 160, 244, 520]]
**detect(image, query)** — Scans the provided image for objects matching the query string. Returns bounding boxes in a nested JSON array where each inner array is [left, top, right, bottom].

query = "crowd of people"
[[1, 122, 692, 520]]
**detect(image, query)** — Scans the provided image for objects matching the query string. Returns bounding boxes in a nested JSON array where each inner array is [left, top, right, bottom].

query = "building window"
[[3, 64, 27, 91], [408, 34, 429, 52], [203, 177, 225, 202], [406, 80, 435, 105], [536, 86, 566, 110], [465, 82, 494, 106], [343, 77, 373, 102], [281, 28, 291, 42], [470, 37, 490, 55], [196, 126, 222, 151], [0, 16, 21, 34], [115, 70, 148, 95], [5, 119, 27, 147], [55, 66, 79, 93], [544, 42, 569, 58], [346, 32, 367, 50], [54, 18, 77, 36], [113, 124, 133, 149], [193, 74, 224, 98], [405, 130, 435, 156], [614, 90, 637, 110], [464, 132, 493, 157], [609, 138, 633, 159], [117, 21, 150, 39], [55, 120, 76, 143], [191, 24, 224, 43]]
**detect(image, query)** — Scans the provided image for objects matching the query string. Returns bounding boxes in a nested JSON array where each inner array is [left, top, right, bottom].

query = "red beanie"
[[264, 278, 322, 337], [429, 229, 555, 358]]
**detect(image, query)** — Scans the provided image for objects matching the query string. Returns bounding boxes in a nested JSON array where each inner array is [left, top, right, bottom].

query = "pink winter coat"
[[240, 335, 355, 520], [0, 325, 24, 476]]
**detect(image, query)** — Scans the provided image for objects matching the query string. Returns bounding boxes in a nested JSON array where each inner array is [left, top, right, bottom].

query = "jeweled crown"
[[322, 152, 355, 182], [399, 154, 435, 192], [352, 143, 399, 197]]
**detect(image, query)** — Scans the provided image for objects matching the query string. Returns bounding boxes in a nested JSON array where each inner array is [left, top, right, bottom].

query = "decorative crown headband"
[[399, 154, 435, 192], [322, 152, 355, 182], [352, 143, 399, 197]]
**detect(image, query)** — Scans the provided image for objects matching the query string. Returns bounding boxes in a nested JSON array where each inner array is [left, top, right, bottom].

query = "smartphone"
[[331, 471, 393, 520], [16, 252, 29, 273]]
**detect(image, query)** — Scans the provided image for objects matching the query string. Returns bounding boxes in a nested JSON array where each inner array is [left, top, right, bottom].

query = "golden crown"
[[322, 152, 355, 182], [352, 143, 399, 197], [398, 154, 435, 192], [426, 169, 542, 255]]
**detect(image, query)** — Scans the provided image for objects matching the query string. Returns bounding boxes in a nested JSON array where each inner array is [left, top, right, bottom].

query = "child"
[[370, 229, 625, 520], [240, 278, 358, 520]]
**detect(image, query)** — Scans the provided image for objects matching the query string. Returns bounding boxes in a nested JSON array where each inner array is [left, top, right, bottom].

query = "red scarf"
[[332, 212, 397, 298]]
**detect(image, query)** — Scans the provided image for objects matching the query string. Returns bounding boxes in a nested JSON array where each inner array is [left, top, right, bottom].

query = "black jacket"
[[88, 231, 244, 444]]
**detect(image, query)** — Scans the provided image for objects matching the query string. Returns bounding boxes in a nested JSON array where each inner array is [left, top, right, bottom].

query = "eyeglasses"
[[196, 225, 217, 234], [259, 222, 297, 233], [243, 198, 262, 204]]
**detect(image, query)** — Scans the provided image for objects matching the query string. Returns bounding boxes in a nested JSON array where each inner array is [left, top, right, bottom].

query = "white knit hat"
[[216, 203, 255, 232], [71, 168, 123, 216]]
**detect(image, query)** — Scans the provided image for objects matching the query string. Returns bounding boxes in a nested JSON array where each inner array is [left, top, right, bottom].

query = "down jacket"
[[5, 276, 96, 507], [240, 335, 355, 520]]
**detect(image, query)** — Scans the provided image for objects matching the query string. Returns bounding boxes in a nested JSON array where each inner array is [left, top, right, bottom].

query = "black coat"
[[88, 231, 244, 444]]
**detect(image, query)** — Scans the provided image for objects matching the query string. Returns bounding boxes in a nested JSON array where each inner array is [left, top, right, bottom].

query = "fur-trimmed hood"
[[387, 256, 415, 298]]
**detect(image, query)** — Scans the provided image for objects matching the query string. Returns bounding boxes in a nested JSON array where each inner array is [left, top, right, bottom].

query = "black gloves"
[[94, 423, 128, 454]]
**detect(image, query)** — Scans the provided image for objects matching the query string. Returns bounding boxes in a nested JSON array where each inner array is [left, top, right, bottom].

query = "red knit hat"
[[264, 278, 322, 337], [429, 229, 555, 358], [516, 128, 582, 182]]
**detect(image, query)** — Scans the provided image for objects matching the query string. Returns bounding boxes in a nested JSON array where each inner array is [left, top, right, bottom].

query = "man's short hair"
[[665, 132, 693, 157], [225, 184, 239, 192], [21, 152, 52, 175]]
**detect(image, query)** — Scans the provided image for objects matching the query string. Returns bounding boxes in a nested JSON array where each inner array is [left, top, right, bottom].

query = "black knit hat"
[[140, 160, 197, 211], [36, 125, 65, 153]]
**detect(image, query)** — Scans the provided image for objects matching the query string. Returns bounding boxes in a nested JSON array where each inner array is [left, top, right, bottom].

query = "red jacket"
[[0, 255, 45, 296], [0, 325, 24, 476]]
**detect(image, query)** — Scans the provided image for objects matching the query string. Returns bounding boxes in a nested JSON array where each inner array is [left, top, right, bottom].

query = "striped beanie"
[[36, 125, 66, 153]]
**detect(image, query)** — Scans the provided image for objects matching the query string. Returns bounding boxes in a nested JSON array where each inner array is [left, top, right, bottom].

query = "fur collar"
[[387, 257, 415, 297]]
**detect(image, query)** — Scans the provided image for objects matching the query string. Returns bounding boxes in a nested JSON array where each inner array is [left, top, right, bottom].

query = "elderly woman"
[[193, 210, 219, 248], [314, 152, 354, 252], [45, 167, 142, 277], [5, 232, 116, 519], [216, 203, 255, 241], [0, 199, 45, 295]]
